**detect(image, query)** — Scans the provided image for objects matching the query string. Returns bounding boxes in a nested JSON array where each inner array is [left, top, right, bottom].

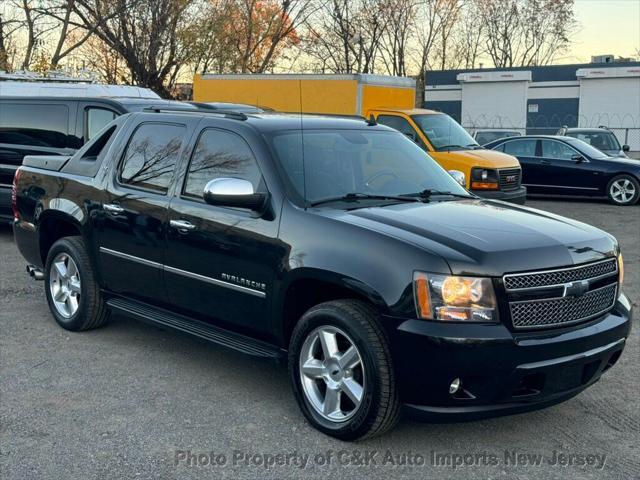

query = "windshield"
[[566, 138, 611, 160], [567, 132, 621, 151], [412, 114, 478, 150], [266, 129, 470, 205]]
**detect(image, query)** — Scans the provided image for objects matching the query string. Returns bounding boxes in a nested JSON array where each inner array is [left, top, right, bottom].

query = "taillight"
[[11, 168, 22, 220]]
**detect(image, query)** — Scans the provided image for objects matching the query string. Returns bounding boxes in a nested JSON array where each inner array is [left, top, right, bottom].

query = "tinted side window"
[[119, 123, 185, 193], [0, 103, 69, 148], [503, 139, 537, 157], [87, 108, 117, 140], [541, 140, 576, 160], [183, 129, 262, 199], [377, 115, 422, 144]]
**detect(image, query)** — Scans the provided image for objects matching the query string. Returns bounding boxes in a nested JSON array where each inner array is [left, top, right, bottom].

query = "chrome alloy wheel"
[[610, 178, 636, 204], [299, 326, 365, 422], [49, 253, 81, 318]]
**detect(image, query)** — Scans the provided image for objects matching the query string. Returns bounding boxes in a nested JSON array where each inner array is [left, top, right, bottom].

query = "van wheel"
[[44, 237, 109, 331], [288, 299, 400, 440], [607, 175, 640, 205]]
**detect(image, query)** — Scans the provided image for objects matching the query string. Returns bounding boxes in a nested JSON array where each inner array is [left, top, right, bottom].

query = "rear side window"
[[503, 139, 537, 157], [183, 129, 262, 199], [119, 123, 185, 194], [86, 108, 117, 140], [0, 103, 70, 148]]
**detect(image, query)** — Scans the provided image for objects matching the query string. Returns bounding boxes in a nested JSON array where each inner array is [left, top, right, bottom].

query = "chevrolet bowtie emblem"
[[562, 280, 589, 298]]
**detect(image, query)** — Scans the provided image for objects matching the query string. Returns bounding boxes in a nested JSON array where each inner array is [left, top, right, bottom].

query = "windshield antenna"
[[366, 114, 377, 126]]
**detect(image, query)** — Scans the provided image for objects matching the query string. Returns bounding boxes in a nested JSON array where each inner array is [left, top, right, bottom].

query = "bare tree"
[[60, 0, 196, 96], [302, 0, 388, 74], [477, 0, 576, 67], [379, 0, 417, 76]]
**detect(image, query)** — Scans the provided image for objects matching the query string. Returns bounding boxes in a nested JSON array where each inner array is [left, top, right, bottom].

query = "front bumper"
[[386, 292, 632, 422], [472, 186, 527, 204]]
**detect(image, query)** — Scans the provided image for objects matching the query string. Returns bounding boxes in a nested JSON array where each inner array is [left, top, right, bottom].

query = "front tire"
[[288, 300, 400, 440], [607, 175, 640, 205], [44, 237, 109, 331]]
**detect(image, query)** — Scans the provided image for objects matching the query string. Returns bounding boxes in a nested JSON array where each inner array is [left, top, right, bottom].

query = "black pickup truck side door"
[[164, 124, 283, 339], [93, 116, 197, 304]]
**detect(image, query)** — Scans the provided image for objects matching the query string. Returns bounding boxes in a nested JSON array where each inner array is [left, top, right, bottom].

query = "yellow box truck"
[[193, 73, 526, 203]]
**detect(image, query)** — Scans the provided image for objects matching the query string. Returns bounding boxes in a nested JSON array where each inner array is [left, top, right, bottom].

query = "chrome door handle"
[[103, 203, 124, 214], [170, 219, 196, 232]]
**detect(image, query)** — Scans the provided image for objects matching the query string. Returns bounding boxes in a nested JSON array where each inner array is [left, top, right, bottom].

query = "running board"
[[107, 297, 285, 361]]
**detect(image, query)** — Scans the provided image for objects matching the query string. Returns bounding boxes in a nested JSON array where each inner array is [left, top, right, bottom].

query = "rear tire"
[[288, 299, 400, 440], [44, 237, 109, 331], [607, 174, 640, 205]]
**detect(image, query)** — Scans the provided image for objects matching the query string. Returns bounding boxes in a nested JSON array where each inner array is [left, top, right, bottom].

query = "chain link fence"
[[465, 126, 640, 159]]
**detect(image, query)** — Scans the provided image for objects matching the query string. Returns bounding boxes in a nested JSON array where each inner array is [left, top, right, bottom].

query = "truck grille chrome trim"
[[503, 258, 618, 291], [509, 283, 617, 329], [498, 168, 521, 191]]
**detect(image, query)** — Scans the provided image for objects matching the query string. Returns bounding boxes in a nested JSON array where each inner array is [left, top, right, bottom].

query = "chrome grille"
[[498, 168, 521, 191], [504, 258, 617, 291], [510, 283, 617, 329]]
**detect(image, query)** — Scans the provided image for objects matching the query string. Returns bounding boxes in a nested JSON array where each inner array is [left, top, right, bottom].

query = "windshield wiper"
[[310, 192, 420, 207], [403, 189, 475, 200], [436, 144, 466, 151]]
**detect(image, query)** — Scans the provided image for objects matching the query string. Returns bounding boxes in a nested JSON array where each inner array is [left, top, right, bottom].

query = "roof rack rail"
[[142, 105, 248, 121]]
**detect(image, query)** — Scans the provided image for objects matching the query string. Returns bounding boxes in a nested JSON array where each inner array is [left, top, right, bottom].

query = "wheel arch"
[[37, 211, 85, 264], [275, 268, 390, 347]]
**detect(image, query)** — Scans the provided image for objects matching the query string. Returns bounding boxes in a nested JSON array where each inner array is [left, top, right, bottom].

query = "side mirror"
[[448, 170, 466, 187], [622, 144, 630, 152], [203, 178, 268, 212], [571, 154, 587, 163]]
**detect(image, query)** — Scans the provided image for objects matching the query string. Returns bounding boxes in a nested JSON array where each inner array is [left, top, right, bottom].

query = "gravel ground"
[[1, 198, 638, 480]]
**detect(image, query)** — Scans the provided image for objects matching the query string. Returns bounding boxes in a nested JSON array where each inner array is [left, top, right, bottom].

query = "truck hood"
[[429, 148, 520, 169], [328, 200, 617, 276]]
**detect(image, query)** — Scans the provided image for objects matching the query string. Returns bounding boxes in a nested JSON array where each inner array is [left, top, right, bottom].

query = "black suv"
[[12, 108, 632, 440], [0, 96, 191, 221]]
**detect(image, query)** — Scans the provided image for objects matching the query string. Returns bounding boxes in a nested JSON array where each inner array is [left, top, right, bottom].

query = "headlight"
[[470, 167, 499, 190], [414, 272, 498, 322]]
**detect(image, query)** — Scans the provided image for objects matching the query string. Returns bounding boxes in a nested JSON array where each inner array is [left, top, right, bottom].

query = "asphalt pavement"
[[1, 198, 638, 480]]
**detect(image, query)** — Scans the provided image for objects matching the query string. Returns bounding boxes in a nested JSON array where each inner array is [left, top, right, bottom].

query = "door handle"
[[170, 219, 196, 232], [103, 203, 124, 214]]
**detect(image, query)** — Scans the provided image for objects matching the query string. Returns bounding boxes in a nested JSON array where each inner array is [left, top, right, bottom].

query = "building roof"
[[425, 61, 640, 85]]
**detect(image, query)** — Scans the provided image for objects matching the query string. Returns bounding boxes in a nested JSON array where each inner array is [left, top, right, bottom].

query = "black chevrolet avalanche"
[[12, 108, 632, 440]]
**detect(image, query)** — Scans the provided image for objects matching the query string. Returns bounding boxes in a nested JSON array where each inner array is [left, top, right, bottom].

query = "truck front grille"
[[503, 258, 619, 329], [509, 283, 617, 329], [498, 168, 521, 191], [504, 258, 618, 291]]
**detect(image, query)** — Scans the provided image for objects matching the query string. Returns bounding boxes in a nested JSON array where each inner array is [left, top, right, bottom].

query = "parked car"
[[0, 91, 193, 221], [485, 135, 640, 205], [474, 129, 522, 146], [557, 126, 631, 158], [13, 108, 630, 440]]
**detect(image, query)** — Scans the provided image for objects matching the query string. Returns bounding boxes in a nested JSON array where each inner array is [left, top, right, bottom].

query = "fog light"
[[449, 378, 461, 394]]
